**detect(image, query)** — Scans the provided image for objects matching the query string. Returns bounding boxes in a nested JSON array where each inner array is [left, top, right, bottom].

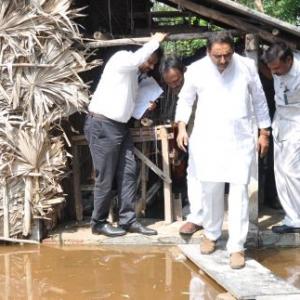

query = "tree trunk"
[[254, 0, 264, 13]]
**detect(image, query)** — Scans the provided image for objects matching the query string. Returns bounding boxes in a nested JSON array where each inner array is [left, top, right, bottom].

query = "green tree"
[[237, 0, 300, 24]]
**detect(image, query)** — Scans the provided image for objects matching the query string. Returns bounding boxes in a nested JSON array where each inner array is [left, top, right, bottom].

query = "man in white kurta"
[[263, 42, 300, 234], [175, 32, 271, 269]]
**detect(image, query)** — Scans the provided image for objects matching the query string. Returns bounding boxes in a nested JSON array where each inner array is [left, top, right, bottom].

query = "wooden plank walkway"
[[179, 244, 300, 300]]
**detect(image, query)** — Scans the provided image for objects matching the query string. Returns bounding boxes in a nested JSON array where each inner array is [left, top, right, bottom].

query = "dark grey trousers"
[[84, 114, 138, 227]]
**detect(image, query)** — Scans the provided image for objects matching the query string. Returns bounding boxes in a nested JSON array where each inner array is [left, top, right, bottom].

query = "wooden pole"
[[245, 33, 260, 245], [87, 30, 242, 48], [2, 183, 9, 238], [23, 177, 32, 237], [72, 145, 83, 221], [160, 127, 173, 224]]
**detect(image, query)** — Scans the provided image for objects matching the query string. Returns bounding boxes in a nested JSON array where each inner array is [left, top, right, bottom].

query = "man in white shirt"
[[175, 32, 271, 269], [263, 42, 300, 234], [84, 33, 167, 237]]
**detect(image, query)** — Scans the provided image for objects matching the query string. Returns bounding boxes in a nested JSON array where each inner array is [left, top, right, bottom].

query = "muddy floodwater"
[[0, 245, 299, 300], [0, 245, 224, 299]]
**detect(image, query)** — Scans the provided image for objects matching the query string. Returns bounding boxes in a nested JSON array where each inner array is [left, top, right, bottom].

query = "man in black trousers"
[[84, 33, 167, 237]]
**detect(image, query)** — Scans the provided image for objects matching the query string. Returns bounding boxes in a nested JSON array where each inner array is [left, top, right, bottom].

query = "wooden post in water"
[[245, 33, 260, 246]]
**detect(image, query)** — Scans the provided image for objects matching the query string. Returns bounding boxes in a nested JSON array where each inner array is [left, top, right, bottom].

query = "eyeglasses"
[[211, 52, 233, 61]]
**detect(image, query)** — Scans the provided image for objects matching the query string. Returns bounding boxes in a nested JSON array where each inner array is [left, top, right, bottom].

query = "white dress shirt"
[[175, 53, 271, 184], [88, 40, 159, 123], [272, 52, 300, 141]]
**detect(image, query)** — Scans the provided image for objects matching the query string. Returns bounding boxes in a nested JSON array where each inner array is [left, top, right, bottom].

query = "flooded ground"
[[250, 247, 300, 289], [0, 245, 299, 300], [0, 245, 224, 300]]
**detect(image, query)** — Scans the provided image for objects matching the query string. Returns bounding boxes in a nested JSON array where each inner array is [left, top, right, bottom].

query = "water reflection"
[[0, 245, 223, 300], [251, 248, 300, 289]]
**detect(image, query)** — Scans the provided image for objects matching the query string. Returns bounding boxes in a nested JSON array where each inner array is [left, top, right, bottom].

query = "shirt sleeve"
[[247, 60, 271, 129], [175, 68, 197, 124], [116, 40, 160, 72]]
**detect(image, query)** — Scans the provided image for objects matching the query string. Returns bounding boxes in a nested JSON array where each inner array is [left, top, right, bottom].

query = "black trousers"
[[84, 114, 138, 226]]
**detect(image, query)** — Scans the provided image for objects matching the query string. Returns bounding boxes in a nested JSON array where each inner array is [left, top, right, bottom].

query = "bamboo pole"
[[0, 63, 56, 68], [87, 30, 241, 48], [2, 182, 10, 238], [23, 177, 32, 236]]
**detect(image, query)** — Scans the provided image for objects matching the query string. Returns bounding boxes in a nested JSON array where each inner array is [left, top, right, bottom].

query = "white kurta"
[[175, 53, 271, 184], [272, 53, 300, 227]]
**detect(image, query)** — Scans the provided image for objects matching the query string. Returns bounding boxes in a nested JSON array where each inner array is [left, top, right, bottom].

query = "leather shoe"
[[91, 223, 126, 237], [122, 222, 157, 235], [272, 224, 300, 234], [179, 222, 202, 235]]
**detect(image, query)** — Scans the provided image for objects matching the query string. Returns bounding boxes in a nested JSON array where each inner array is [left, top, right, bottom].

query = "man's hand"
[[176, 121, 188, 152], [147, 101, 157, 111], [151, 32, 168, 43], [257, 129, 270, 158]]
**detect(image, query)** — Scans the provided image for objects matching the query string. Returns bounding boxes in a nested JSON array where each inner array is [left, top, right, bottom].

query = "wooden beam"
[[87, 30, 242, 48], [2, 184, 9, 238], [0, 237, 39, 244], [133, 147, 172, 184], [132, 11, 194, 19], [165, 0, 298, 48], [72, 145, 83, 222], [160, 127, 173, 224]]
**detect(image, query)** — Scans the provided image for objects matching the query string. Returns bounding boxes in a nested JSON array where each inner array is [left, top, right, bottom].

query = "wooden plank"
[[2, 184, 9, 238], [0, 237, 39, 244], [179, 244, 300, 300], [133, 147, 172, 184], [72, 145, 83, 221], [160, 127, 173, 223]]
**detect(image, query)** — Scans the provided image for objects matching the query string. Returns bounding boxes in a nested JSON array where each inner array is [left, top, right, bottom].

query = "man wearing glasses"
[[175, 32, 271, 269]]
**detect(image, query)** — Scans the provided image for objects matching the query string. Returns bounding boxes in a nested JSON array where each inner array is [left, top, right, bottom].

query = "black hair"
[[159, 55, 185, 75], [262, 42, 293, 64], [152, 46, 164, 62], [207, 31, 234, 51]]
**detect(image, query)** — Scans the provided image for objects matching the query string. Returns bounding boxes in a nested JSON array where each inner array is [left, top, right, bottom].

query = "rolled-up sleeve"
[[248, 60, 271, 128], [175, 69, 197, 124]]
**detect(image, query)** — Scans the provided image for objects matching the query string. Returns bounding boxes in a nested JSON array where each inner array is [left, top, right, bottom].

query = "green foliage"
[[237, 0, 300, 24]]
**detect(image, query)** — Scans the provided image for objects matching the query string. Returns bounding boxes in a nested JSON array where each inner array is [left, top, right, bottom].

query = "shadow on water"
[[0, 245, 224, 300]]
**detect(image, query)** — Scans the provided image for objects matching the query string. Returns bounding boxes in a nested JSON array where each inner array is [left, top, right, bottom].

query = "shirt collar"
[[287, 58, 298, 77]]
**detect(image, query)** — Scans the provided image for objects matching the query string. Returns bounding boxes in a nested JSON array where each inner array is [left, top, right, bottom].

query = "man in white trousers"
[[175, 32, 271, 269], [263, 42, 300, 234]]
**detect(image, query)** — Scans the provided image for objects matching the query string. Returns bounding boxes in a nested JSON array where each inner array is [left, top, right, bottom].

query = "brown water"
[[1, 245, 299, 300], [0, 245, 224, 300], [251, 247, 300, 289]]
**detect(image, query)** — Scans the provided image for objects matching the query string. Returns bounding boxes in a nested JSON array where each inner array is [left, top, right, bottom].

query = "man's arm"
[[247, 60, 272, 158], [175, 67, 197, 152], [117, 33, 167, 72]]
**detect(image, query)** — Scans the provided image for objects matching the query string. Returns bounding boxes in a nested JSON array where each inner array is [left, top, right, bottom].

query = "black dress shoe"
[[91, 223, 126, 237], [122, 222, 157, 236], [272, 224, 300, 234]]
